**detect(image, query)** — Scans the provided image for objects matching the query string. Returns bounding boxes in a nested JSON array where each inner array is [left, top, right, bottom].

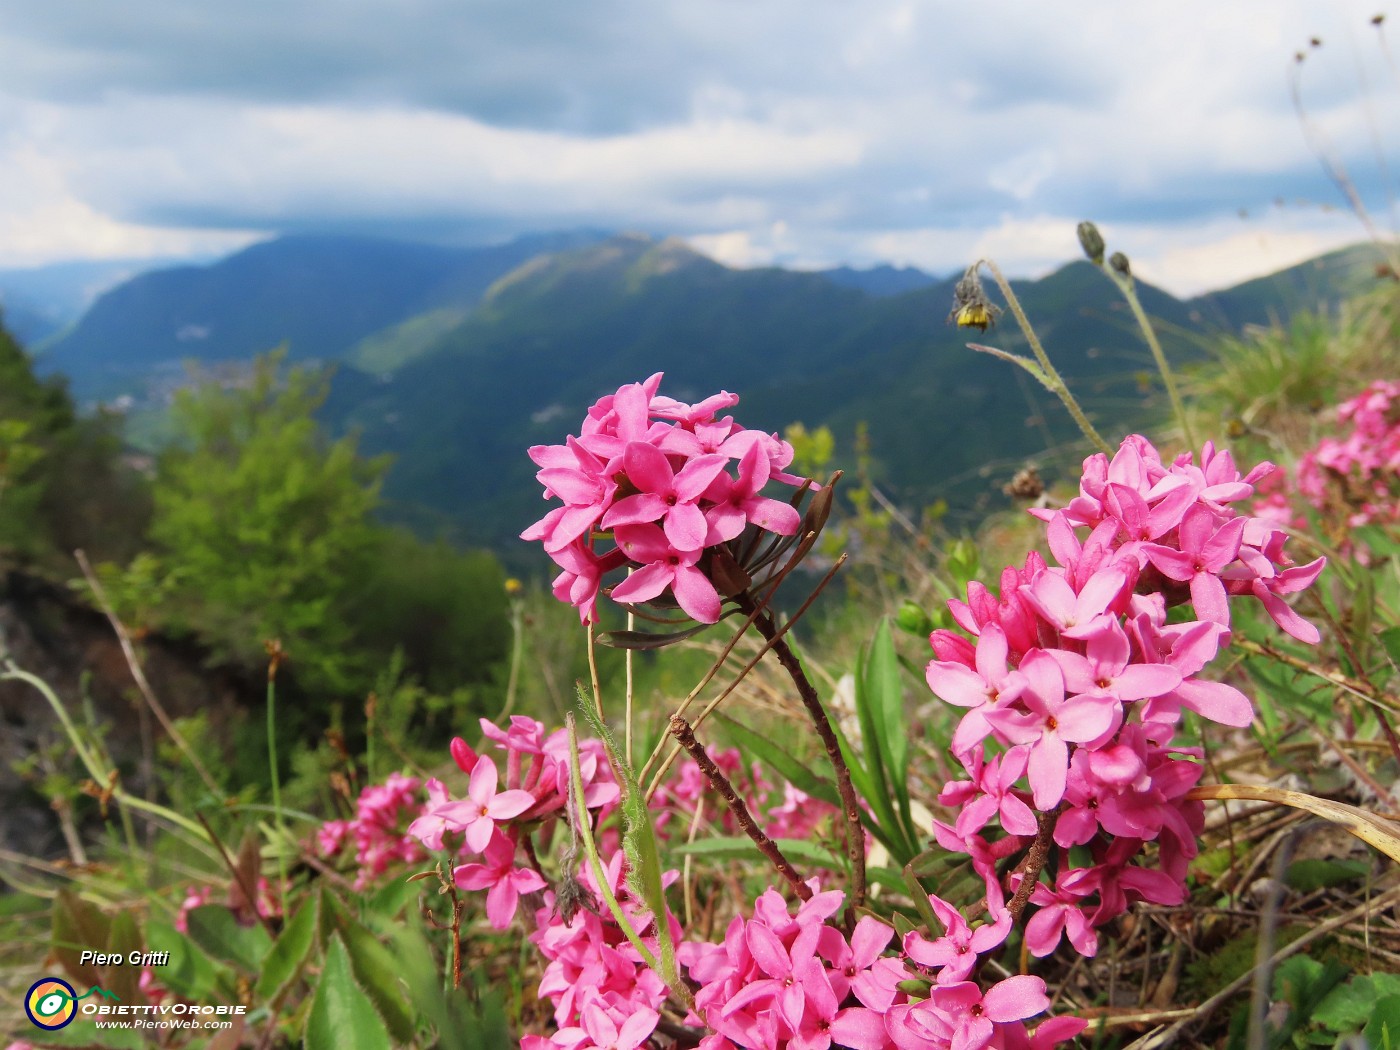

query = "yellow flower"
[[955, 303, 994, 331]]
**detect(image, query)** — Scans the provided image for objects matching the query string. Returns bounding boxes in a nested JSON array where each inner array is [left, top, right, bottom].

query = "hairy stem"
[[1109, 270, 1197, 448], [734, 593, 866, 922], [978, 259, 1113, 455], [669, 715, 811, 901]]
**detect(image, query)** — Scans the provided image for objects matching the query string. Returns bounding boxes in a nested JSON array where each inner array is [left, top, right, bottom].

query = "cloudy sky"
[[0, 0, 1396, 294]]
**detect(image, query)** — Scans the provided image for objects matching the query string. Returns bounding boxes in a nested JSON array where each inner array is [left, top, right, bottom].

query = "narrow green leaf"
[[1379, 626, 1400, 666], [864, 617, 911, 842], [577, 694, 686, 1002], [966, 344, 1053, 389], [712, 712, 841, 808], [598, 622, 719, 649], [852, 646, 893, 808], [184, 905, 272, 973], [673, 836, 843, 868], [826, 706, 907, 858], [255, 895, 318, 1004], [303, 935, 391, 1050]]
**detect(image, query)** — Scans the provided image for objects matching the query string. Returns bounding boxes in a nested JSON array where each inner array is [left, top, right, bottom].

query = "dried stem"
[[668, 715, 811, 901], [75, 549, 222, 796], [734, 592, 866, 922]]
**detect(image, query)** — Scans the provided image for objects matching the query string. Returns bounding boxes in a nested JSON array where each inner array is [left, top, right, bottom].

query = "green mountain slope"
[[323, 235, 1201, 547], [28, 229, 1388, 553], [38, 232, 604, 401]]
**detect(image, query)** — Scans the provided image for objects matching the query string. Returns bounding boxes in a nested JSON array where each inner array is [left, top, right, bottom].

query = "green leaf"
[[966, 344, 1054, 389], [1379, 626, 1400, 666], [598, 622, 720, 649], [52, 888, 111, 988], [862, 617, 910, 814], [363, 876, 417, 922], [255, 895, 318, 1005], [144, 920, 222, 1000], [1283, 857, 1370, 893], [850, 644, 905, 854], [712, 712, 841, 808], [1315, 974, 1400, 1033], [673, 836, 843, 868], [826, 705, 907, 859], [184, 904, 272, 973], [24, 1018, 145, 1049], [1365, 995, 1400, 1050], [303, 935, 391, 1050], [102, 909, 144, 1007], [316, 888, 415, 1044]]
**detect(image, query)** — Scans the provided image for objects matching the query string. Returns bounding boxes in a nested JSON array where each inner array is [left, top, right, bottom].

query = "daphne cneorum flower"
[[949, 267, 1001, 331]]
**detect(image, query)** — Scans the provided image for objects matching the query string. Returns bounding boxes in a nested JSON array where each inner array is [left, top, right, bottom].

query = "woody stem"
[[735, 593, 866, 924]]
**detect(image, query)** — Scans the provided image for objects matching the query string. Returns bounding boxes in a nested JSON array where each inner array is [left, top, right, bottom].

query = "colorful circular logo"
[[25, 977, 78, 1030]]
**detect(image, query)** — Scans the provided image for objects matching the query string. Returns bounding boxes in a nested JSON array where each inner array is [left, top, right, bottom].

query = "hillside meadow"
[[0, 236, 1397, 1049]]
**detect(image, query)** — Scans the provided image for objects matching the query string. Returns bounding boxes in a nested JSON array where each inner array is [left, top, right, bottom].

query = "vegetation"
[[0, 235, 1397, 1050]]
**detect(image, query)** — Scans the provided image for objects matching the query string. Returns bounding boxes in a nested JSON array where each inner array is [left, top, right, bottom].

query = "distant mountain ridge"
[[30, 231, 1394, 549], [38, 231, 607, 401]]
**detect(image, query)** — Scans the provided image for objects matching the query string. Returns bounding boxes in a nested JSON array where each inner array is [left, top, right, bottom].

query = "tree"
[[146, 350, 387, 691]]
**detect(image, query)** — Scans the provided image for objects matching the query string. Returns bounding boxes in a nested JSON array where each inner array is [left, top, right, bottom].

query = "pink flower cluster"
[[1255, 379, 1400, 544], [407, 716, 620, 930], [925, 435, 1325, 961], [317, 771, 429, 889], [524, 851, 680, 1049], [522, 373, 806, 623], [679, 885, 1080, 1050]]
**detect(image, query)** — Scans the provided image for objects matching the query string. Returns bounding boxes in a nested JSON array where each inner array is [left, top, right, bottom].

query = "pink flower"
[[1142, 504, 1247, 625], [1023, 869, 1098, 958], [1023, 565, 1132, 641], [926, 624, 1028, 756], [1047, 619, 1181, 707], [453, 831, 547, 929], [903, 890, 1011, 984], [701, 441, 803, 544], [938, 748, 1037, 838], [405, 779, 453, 851], [600, 442, 730, 551], [430, 756, 536, 853], [610, 523, 722, 623], [983, 652, 1120, 810]]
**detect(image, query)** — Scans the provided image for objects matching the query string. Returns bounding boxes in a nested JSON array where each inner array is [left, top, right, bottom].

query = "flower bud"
[[1076, 221, 1105, 265], [895, 600, 934, 637], [450, 736, 479, 774], [1109, 251, 1132, 279]]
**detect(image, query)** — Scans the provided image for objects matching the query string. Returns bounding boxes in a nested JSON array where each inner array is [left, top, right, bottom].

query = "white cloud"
[[0, 0, 1392, 286]]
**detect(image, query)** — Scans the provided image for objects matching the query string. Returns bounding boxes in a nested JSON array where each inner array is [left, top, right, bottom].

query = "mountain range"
[[22, 232, 1391, 551]]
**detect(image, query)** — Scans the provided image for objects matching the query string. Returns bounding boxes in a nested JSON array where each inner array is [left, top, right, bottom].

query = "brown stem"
[[734, 593, 866, 923], [1007, 807, 1059, 922], [668, 715, 811, 901], [521, 833, 553, 889]]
